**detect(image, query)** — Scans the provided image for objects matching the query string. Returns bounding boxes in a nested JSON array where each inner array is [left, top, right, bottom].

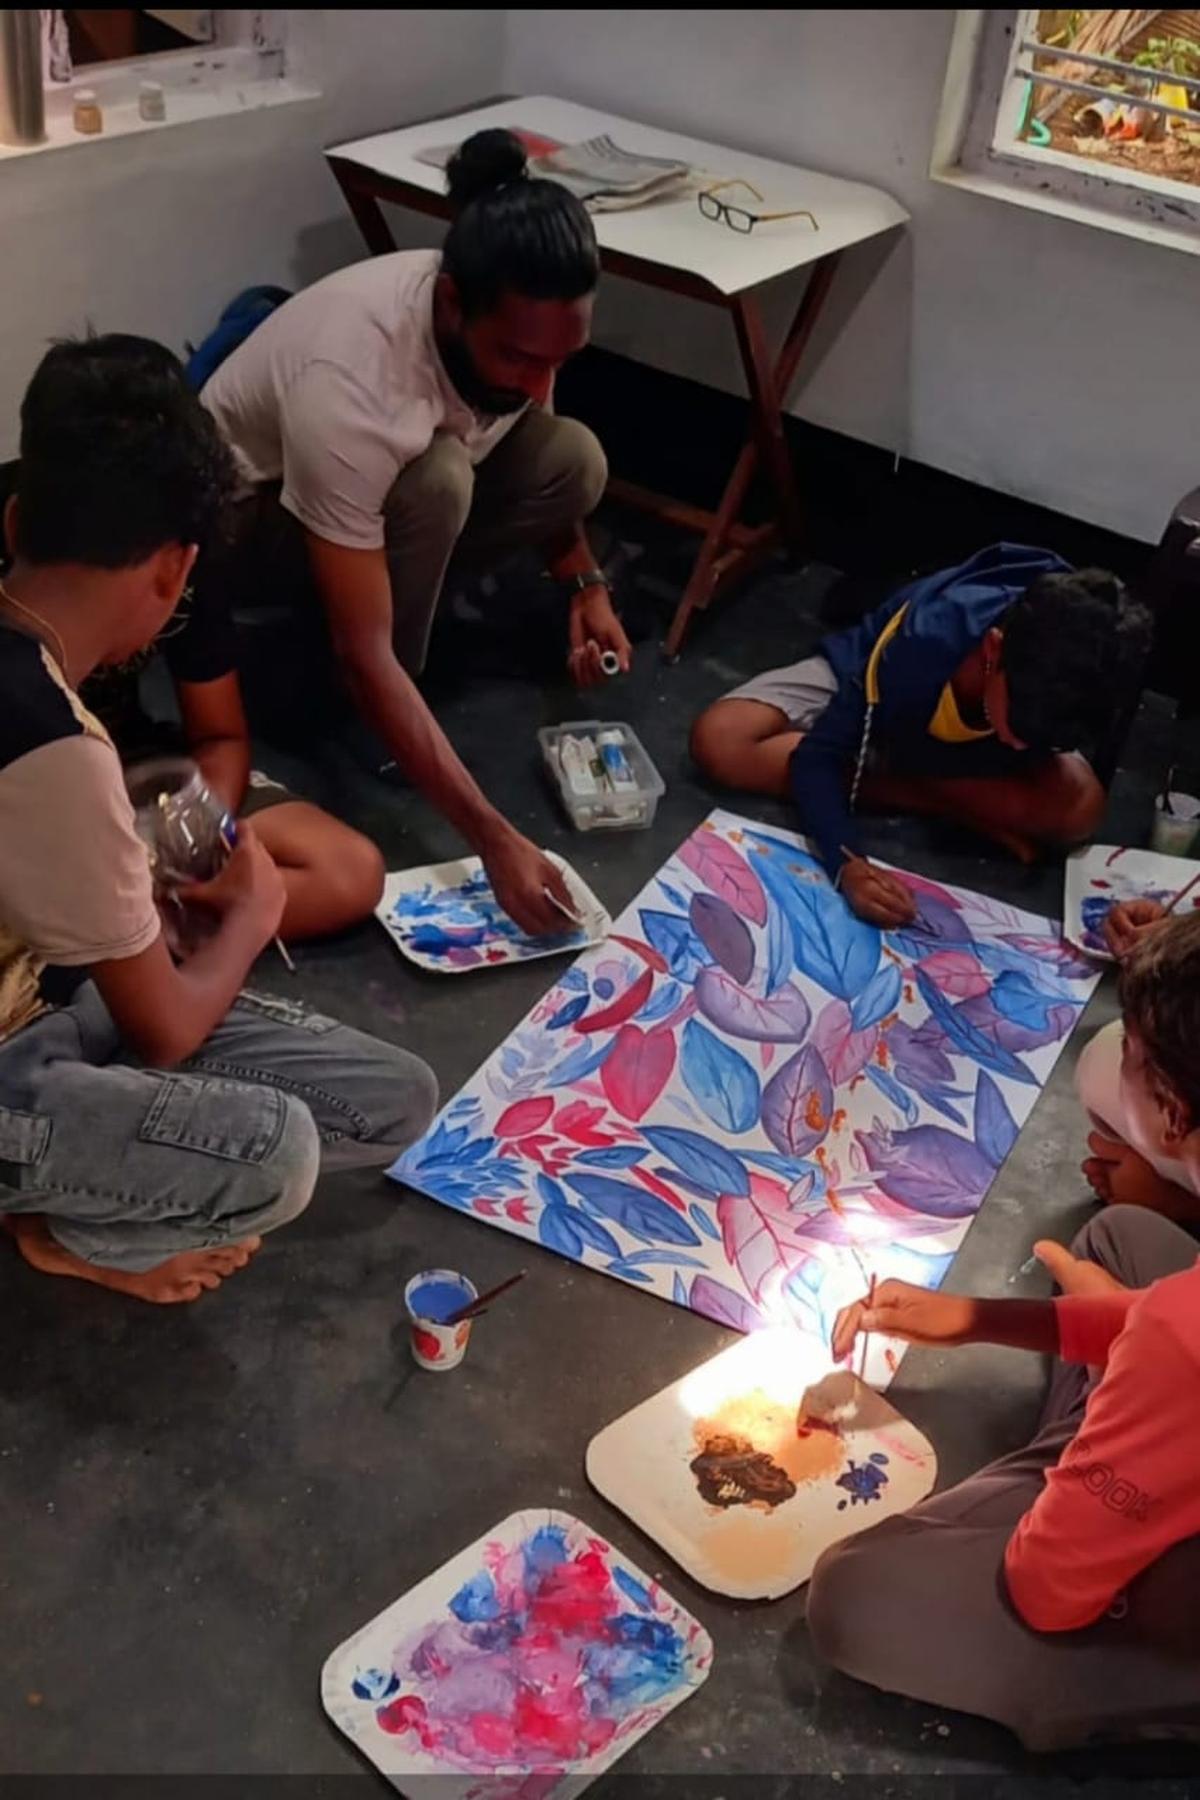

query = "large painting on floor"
[[391, 811, 1099, 1363]]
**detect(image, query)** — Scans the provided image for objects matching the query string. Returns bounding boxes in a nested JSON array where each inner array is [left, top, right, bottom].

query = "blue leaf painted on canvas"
[[657, 878, 690, 912], [673, 1272, 689, 1305], [575, 1146, 648, 1169], [688, 1201, 722, 1242], [640, 979, 684, 1023], [604, 1261, 655, 1283], [765, 894, 791, 996], [548, 994, 590, 1030], [974, 1070, 1018, 1167], [639, 909, 711, 981], [642, 1126, 751, 1198], [865, 1062, 919, 1124], [679, 1019, 760, 1135], [851, 961, 902, 1031], [563, 1173, 703, 1247], [544, 1038, 617, 1088]]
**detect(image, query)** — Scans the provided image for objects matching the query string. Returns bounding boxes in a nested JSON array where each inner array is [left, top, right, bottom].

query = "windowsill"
[[932, 160, 1200, 260], [0, 56, 319, 163]]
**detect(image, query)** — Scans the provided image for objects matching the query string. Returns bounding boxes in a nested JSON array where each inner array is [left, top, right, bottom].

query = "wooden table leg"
[[329, 161, 403, 258], [663, 250, 843, 656]]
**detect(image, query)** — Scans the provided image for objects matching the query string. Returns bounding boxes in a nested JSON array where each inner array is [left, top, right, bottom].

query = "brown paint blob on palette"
[[689, 1386, 844, 1512]]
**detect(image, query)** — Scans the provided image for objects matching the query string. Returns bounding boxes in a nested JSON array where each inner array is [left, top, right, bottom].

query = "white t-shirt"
[[200, 250, 523, 552]]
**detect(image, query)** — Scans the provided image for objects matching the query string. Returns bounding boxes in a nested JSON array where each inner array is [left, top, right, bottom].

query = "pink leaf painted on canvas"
[[718, 1172, 812, 1304], [811, 998, 877, 1085], [554, 1100, 613, 1146], [495, 1096, 555, 1138], [679, 828, 767, 926], [917, 950, 991, 999], [600, 1024, 676, 1122]]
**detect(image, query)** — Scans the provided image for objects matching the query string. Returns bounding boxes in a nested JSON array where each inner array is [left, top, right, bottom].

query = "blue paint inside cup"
[[409, 1275, 474, 1324]]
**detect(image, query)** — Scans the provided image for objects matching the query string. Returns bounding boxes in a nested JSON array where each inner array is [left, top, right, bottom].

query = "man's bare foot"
[[1033, 1239, 1125, 1297], [1081, 1130, 1200, 1222], [5, 1215, 261, 1303]]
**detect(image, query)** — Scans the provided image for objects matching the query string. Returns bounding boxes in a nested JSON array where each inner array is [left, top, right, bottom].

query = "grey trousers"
[[0, 985, 437, 1272], [213, 410, 607, 678], [806, 1206, 1200, 1752]]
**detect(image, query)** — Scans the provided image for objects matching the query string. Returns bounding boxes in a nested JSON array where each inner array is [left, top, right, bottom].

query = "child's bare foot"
[[4, 1215, 261, 1303], [1081, 1130, 1200, 1221], [1033, 1239, 1125, 1297]]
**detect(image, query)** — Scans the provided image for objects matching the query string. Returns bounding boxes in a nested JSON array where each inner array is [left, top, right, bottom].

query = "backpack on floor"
[[184, 285, 292, 391]]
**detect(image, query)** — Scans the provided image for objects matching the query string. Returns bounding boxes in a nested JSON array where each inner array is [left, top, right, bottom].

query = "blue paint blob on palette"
[[321, 1509, 711, 1797], [376, 853, 611, 974]]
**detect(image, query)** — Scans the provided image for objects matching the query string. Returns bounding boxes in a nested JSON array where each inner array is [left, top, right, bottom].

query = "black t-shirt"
[[84, 580, 238, 756]]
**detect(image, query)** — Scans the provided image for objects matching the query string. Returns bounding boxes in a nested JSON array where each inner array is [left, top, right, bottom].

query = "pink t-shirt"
[[1004, 1263, 1200, 1631]]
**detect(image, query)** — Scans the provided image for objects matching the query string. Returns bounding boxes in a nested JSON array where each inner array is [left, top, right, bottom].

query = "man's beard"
[[435, 326, 528, 417]]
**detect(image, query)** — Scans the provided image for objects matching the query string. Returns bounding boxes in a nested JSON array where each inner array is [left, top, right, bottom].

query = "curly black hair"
[[1001, 569, 1152, 752], [15, 333, 236, 568]]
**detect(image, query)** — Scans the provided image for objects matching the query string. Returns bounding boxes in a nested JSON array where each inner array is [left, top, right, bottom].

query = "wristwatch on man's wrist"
[[562, 569, 611, 599]]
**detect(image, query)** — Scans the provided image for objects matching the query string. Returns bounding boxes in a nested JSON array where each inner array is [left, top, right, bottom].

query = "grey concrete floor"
[[1, 552, 1197, 1793]]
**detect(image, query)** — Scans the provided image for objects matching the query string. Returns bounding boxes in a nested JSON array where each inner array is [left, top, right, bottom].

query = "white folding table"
[[327, 96, 908, 654]]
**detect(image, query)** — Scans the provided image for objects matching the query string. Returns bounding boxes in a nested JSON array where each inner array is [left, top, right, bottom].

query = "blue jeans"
[[0, 985, 437, 1272]]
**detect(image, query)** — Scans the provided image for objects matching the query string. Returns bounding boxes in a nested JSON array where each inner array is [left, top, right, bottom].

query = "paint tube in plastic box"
[[597, 729, 637, 792]]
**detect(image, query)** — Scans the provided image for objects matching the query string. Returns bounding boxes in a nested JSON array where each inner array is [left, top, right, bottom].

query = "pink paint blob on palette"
[[322, 1510, 711, 1798]]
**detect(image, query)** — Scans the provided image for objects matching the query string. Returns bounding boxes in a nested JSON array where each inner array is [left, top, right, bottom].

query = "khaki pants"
[[208, 411, 607, 677]]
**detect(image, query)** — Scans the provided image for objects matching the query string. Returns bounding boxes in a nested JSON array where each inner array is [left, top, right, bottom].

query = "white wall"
[[0, 9, 503, 450], [503, 8, 1200, 544]]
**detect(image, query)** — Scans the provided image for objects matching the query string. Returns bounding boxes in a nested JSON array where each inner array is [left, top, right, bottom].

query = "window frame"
[[933, 9, 1200, 249]]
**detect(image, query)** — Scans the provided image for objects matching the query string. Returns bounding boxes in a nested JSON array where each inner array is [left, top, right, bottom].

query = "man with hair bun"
[[200, 128, 622, 936]]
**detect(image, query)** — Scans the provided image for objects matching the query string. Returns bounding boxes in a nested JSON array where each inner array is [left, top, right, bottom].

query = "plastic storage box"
[[539, 720, 665, 831]]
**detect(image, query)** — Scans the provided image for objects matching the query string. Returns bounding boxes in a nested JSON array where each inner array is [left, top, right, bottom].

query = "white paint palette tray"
[[587, 1328, 937, 1600], [322, 1508, 711, 1797], [377, 852, 610, 973]]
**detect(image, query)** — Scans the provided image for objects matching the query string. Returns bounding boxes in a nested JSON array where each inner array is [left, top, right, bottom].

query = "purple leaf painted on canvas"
[[890, 897, 975, 965], [689, 893, 755, 985], [563, 1173, 702, 1246], [642, 1126, 751, 1198], [680, 1018, 760, 1135], [974, 1071, 1018, 1168], [856, 1120, 995, 1218], [679, 828, 767, 925], [888, 1017, 956, 1089], [762, 1045, 833, 1158], [689, 1273, 768, 1334], [695, 968, 811, 1042], [811, 998, 877, 1085]]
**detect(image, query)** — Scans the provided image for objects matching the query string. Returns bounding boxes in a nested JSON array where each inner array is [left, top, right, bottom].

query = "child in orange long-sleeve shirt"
[[806, 916, 1200, 1752]]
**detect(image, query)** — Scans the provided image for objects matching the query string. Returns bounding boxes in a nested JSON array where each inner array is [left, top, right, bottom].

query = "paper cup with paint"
[[404, 1269, 478, 1371], [1152, 768, 1200, 858]]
